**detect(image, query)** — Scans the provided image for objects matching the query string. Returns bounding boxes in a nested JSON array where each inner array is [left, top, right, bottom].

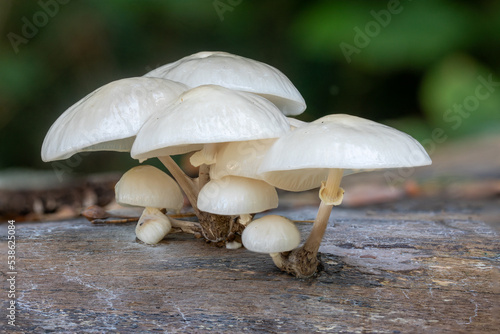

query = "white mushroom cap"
[[259, 114, 432, 191], [131, 85, 291, 161], [115, 165, 183, 212], [242, 215, 301, 253], [41, 77, 187, 162], [144, 51, 306, 116], [209, 139, 276, 180], [197, 175, 278, 215]]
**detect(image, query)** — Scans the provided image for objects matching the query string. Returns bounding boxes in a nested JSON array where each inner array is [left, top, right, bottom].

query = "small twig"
[[170, 217, 202, 235], [91, 218, 138, 224]]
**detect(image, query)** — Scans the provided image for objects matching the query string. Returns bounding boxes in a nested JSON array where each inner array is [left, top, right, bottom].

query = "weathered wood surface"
[[1, 196, 498, 333], [1, 134, 499, 333]]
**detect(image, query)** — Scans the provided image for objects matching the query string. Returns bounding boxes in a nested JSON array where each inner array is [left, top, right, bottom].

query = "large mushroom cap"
[[242, 215, 301, 253], [197, 175, 278, 215], [115, 165, 184, 212], [144, 51, 306, 116], [131, 85, 291, 161], [41, 77, 187, 162], [259, 114, 432, 191]]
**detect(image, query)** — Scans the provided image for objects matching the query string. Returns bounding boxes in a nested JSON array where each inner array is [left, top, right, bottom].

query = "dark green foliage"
[[1, 0, 498, 172]]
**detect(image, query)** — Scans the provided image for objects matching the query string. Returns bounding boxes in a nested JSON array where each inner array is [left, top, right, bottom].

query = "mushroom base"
[[196, 211, 246, 246], [157, 156, 251, 245], [272, 247, 321, 278]]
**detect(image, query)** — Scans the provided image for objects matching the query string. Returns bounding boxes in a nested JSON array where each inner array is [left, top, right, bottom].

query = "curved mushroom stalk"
[[273, 169, 344, 278], [158, 156, 199, 210], [190, 144, 218, 190], [190, 144, 218, 167], [158, 156, 247, 245]]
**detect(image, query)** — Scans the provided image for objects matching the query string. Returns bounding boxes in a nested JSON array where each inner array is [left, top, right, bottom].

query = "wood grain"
[[1, 197, 498, 333]]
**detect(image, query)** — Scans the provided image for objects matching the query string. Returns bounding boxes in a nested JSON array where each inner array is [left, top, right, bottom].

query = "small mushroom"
[[258, 114, 432, 277], [115, 165, 184, 244], [135, 207, 172, 245], [144, 51, 306, 116], [242, 215, 301, 268], [197, 175, 278, 216]]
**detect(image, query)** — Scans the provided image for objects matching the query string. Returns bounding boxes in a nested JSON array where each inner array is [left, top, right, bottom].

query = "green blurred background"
[[1, 0, 499, 176]]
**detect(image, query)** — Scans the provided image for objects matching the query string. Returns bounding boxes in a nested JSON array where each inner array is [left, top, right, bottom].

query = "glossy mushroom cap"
[[242, 215, 301, 253], [144, 51, 306, 116], [131, 85, 291, 161], [259, 114, 432, 191], [41, 77, 187, 162], [115, 165, 184, 212], [197, 175, 278, 215]]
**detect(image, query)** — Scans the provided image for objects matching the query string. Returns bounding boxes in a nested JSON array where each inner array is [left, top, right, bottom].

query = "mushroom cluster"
[[42, 51, 431, 278]]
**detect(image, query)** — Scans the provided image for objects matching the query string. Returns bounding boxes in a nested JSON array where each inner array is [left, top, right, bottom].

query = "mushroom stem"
[[302, 168, 343, 254], [192, 143, 217, 190], [302, 201, 335, 254], [190, 143, 218, 167], [158, 156, 199, 210], [270, 252, 284, 268], [136, 207, 172, 244], [198, 163, 210, 190], [274, 168, 344, 278], [237, 213, 254, 226]]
